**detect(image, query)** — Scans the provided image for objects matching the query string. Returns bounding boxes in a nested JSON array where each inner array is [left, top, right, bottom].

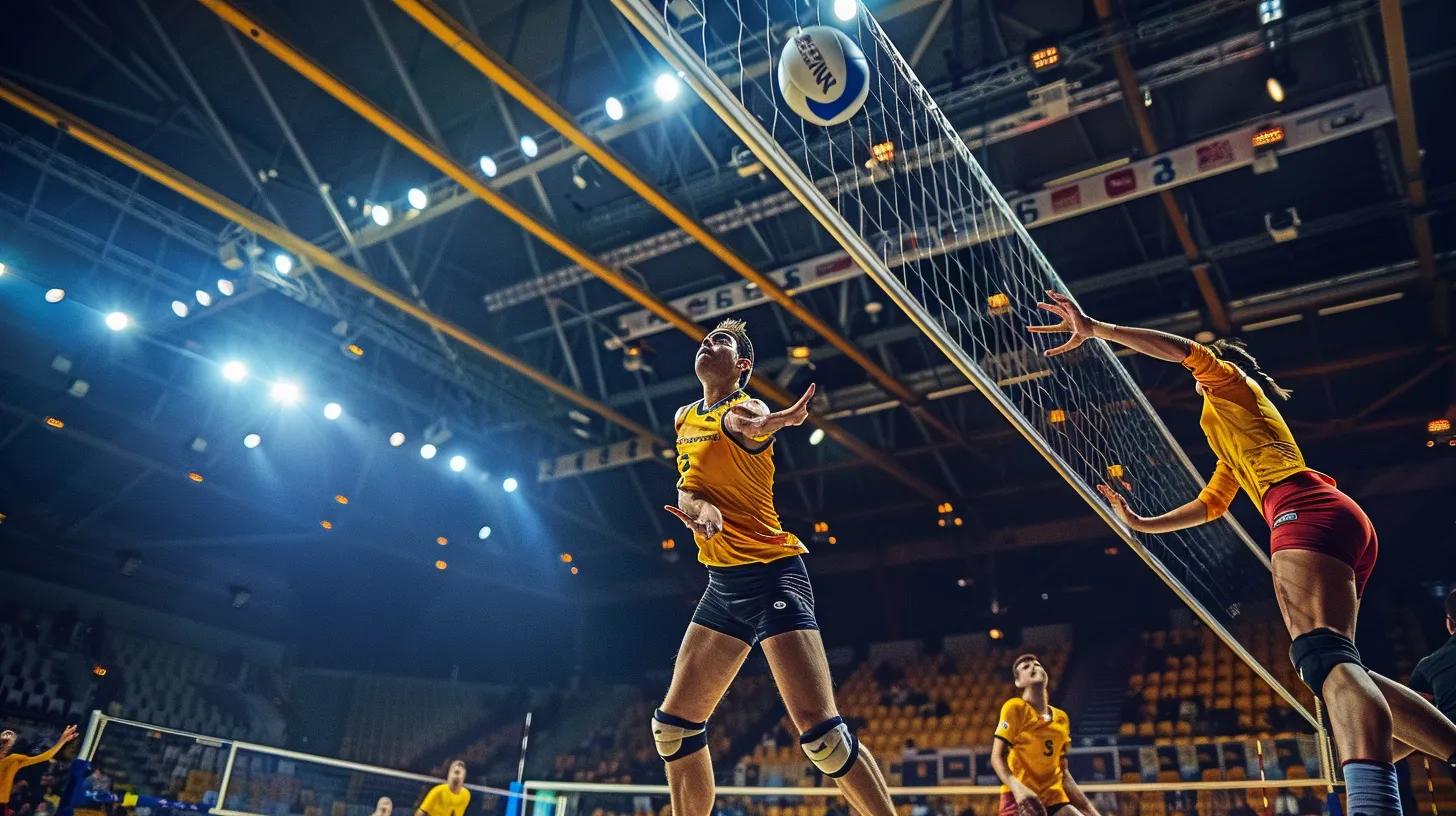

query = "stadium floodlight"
[[654, 72, 681, 102], [221, 360, 248, 383]]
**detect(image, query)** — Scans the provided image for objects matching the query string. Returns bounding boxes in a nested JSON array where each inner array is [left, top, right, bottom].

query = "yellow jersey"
[[674, 390, 806, 567], [0, 740, 68, 802], [418, 784, 470, 816], [1183, 343, 1309, 519], [994, 697, 1071, 806]]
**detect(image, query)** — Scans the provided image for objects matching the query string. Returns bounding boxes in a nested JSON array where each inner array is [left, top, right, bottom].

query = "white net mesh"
[[613, 0, 1308, 720]]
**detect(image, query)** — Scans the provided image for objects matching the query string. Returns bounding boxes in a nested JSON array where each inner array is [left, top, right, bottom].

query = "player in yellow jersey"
[[1031, 291, 1456, 815], [653, 318, 897, 816], [990, 655, 1100, 816], [416, 761, 469, 816]]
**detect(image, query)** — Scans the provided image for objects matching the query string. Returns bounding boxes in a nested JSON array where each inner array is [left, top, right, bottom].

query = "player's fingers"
[[663, 506, 696, 526], [1034, 301, 1065, 316], [1026, 323, 1065, 333], [1044, 338, 1080, 356]]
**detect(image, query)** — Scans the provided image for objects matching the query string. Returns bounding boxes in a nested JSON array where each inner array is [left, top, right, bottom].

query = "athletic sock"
[[1343, 760, 1402, 816]]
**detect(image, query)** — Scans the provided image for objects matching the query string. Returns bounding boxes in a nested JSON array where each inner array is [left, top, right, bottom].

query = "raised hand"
[[1028, 289, 1097, 357], [59, 724, 79, 745], [731, 384, 817, 438], [664, 502, 725, 538]]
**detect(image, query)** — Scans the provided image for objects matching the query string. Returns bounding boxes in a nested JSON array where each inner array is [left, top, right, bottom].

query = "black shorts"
[[690, 556, 819, 645]]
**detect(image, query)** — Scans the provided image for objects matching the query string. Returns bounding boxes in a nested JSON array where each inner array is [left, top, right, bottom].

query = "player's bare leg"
[[1369, 672, 1456, 763], [656, 623, 750, 816], [1271, 550, 1392, 762], [762, 629, 895, 816]]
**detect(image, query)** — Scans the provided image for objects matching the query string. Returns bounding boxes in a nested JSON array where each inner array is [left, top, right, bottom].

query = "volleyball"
[[777, 26, 871, 127]]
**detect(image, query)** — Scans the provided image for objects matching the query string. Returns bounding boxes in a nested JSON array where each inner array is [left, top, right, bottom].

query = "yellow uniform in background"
[[418, 784, 470, 816], [675, 390, 806, 567], [994, 697, 1072, 809]]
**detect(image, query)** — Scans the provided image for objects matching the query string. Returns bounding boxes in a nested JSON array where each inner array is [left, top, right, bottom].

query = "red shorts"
[[1261, 471, 1378, 596], [999, 793, 1070, 816]]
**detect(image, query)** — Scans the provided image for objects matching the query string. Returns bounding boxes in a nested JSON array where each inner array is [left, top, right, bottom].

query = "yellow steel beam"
[[1093, 0, 1232, 336], [0, 76, 665, 448], [1378, 0, 1448, 340], [195, 0, 943, 498], [392, 0, 971, 449]]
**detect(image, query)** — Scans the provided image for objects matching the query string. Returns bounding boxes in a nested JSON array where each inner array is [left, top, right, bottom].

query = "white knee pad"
[[800, 716, 859, 778], [652, 709, 707, 762]]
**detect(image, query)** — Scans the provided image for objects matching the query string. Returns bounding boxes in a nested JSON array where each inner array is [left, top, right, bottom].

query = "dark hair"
[[1446, 588, 1456, 622], [1209, 338, 1292, 400], [448, 760, 466, 772], [713, 317, 754, 389], [1011, 653, 1039, 680]]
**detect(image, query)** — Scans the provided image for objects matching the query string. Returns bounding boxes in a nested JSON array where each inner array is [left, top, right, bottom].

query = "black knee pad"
[[1289, 627, 1363, 699], [651, 709, 707, 762], [800, 716, 859, 778]]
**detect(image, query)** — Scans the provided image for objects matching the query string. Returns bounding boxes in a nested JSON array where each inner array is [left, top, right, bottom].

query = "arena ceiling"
[[0, 0, 1452, 653]]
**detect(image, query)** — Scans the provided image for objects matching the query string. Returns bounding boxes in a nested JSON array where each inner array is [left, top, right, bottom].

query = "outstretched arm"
[[1029, 290, 1192, 362], [19, 725, 78, 768], [723, 384, 816, 446], [1061, 762, 1102, 816]]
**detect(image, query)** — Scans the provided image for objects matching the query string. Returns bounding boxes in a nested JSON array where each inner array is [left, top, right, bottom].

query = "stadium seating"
[[0, 616, 87, 721], [337, 676, 499, 770]]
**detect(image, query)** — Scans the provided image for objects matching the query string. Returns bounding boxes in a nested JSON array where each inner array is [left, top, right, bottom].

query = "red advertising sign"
[[1104, 168, 1136, 197], [1051, 185, 1082, 213], [1196, 139, 1235, 172]]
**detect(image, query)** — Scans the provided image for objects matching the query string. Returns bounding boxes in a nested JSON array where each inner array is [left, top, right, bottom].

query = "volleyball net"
[[607, 0, 1319, 734], [67, 712, 551, 816]]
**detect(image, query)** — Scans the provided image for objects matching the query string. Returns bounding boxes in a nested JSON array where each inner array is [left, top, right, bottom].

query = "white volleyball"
[[777, 26, 871, 127]]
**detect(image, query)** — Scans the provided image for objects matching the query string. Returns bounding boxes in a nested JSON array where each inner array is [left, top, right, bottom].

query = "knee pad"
[[800, 716, 859, 778], [1289, 627, 1363, 699], [651, 709, 707, 762]]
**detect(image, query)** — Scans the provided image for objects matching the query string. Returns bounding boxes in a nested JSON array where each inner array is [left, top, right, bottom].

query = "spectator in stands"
[[370, 797, 393, 816], [873, 661, 901, 689], [0, 726, 77, 816], [1271, 789, 1298, 815], [1296, 791, 1324, 816], [417, 761, 470, 816], [1227, 800, 1258, 816], [82, 767, 111, 796]]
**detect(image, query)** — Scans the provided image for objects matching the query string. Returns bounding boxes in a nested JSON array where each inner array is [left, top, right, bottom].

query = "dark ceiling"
[[0, 0, 1452, 675]]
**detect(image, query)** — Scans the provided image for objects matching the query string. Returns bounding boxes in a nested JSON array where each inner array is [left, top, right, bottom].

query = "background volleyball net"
[[69, 713, 546, 816], [608, 0, 1317, 734]]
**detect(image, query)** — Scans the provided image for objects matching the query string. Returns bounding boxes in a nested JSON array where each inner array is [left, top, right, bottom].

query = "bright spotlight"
[[1266, 75, 1285, 103], [217, 278, 236, 296], [407, 187, 428, 210], [654, 72, 681, 102], [243, 433, 261, 449], [604, 96, 625, 121], [273, 253, 294, 276], [195, 289, 213, 307], [371, 204, 392, 227], [477, 525, 492, 540], [44, 288, 65, 303], [420, 443, 438, 460], [519, 135, 538, 157], [104, 311, 131, 331], [809, 427, 826, 446], [270, 381, 302, 405], [502, 476, 519, 493], [833, 0, 857, 21], [389, 431, 406, 447], [171, 300, 190, 318], [478, 156, 497, 177], [323, 402, 343, 421], [449, 454, 467, 472], [221, 360, 248, 383]]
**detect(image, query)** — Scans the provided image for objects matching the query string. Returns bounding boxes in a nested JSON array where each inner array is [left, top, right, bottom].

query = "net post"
[[609, 0, 1319, 735], [78, 709, 105, 762], [214, 740, 240, 813]]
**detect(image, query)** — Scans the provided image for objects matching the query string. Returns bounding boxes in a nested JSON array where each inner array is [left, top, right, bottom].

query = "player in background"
[[1031, 290, 1456, 816], [990, 654, 1101, 816], [655, 317, 897, 816]]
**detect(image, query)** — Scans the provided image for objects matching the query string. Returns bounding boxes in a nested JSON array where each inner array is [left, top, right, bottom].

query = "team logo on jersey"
[[773, 600, 788, 610], [998, 721, 1010, 731], [1273, 511, 1298, 527]]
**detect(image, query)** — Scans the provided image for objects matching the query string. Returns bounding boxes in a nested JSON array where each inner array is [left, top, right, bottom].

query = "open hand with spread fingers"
[[1028, 289, 1098, 357]]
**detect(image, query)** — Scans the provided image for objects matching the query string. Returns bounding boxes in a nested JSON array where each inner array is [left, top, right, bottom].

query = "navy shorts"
[[691, 556, 819, 645]]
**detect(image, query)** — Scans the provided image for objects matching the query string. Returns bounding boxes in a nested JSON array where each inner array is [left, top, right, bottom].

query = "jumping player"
[[656, 317, 896, 816], [990, 655, 1101, 816], [0, 725, 76, 816], [1030, 290, 1456, 816]]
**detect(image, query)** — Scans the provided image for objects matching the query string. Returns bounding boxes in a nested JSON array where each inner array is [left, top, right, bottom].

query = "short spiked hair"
[[713, 317, 754, 389]]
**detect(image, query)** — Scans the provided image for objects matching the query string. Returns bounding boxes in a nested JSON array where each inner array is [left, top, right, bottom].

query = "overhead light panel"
[[654, 72, 681, 102], [604, 96, 625, 121], [407, 187, 428, 210]]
